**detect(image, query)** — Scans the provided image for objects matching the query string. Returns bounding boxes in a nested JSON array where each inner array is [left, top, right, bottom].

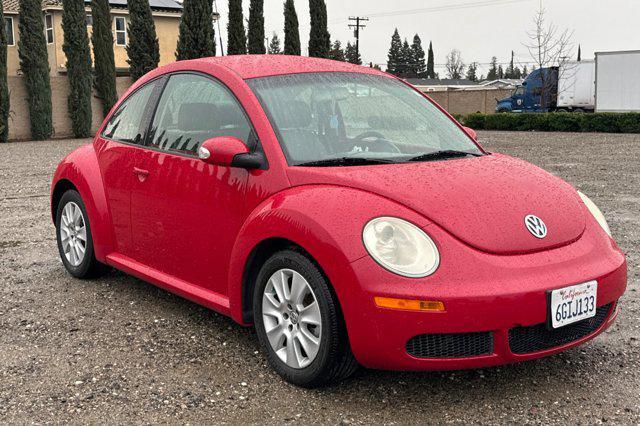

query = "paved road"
[[0, 131, 638, 424]]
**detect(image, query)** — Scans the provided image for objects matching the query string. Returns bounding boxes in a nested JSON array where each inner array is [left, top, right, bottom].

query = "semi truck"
[[496, 61, 595, 113], [595, 50, 640, 112]]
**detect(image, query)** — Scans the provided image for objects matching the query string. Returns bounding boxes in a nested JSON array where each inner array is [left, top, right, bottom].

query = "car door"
[[130, 72, 256, 296], [94, 79, 162, 257]]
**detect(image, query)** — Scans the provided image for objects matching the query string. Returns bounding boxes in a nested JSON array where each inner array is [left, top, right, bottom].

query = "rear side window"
[[148, 73, 253, 155], [102, 82, 156, 144]]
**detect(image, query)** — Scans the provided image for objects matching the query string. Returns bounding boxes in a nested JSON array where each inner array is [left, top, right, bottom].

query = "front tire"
[[253, 249, 358, 388], [55, 190, 107, 279]]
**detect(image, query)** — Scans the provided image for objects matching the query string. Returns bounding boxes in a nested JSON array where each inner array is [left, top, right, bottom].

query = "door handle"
[[133, 167, 149, 181]]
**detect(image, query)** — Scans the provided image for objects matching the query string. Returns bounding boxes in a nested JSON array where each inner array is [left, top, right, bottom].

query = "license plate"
[[550, 281, 598, 329]]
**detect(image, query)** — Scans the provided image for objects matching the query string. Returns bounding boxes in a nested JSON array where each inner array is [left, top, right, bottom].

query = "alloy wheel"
[[261, 268, 322, 369], [59, 202, 87, 267]]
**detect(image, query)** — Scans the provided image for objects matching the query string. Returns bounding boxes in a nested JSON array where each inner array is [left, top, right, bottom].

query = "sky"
[[211, 0, 640, 77]]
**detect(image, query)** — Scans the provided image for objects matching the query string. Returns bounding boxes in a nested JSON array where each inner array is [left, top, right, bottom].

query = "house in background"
[[405, 78, 479, 92], [2, 0, 190, 76]]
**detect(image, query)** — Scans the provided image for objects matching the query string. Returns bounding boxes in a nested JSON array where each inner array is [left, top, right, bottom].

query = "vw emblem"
[[524, 214, 547, 239]]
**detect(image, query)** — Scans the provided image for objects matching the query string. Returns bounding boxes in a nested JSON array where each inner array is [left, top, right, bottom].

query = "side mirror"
[[197, 136, 262, 169], [462, 126, 478, 141]]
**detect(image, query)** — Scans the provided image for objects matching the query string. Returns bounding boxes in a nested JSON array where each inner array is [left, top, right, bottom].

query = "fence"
[[5, 77, 512, 141]]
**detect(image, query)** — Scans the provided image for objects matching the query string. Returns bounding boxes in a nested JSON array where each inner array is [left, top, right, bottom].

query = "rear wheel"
[[55, 190, 107, 279], [253, 249, 358, 387]]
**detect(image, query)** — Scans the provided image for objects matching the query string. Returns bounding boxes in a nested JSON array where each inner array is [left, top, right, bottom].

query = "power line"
[[348, 17, 369, 60]]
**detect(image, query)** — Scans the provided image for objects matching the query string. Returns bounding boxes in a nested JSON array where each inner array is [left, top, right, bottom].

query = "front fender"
[[227, 185, 431, 324], [51, 143, 114, 262]]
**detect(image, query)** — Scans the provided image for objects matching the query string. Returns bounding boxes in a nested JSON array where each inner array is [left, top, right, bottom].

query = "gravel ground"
[[0, 131, 638, 424]]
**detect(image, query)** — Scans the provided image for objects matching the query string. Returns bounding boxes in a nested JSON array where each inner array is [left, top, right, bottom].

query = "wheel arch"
[[51, 144, 115, 262]]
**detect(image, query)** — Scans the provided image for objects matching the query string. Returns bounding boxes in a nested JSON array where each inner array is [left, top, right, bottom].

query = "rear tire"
[[55, 190, 108, 279], [253, 249, 358, 388]]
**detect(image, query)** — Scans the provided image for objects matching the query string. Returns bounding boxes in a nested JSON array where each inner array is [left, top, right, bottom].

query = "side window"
[[102, 82, 156, 143], [148, 73, 253, 155]]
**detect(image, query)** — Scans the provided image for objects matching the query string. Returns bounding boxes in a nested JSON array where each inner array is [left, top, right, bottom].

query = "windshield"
[[247, 72, 483, 166]]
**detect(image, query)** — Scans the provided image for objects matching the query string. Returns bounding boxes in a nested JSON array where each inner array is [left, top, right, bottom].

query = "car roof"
[[180, 55, 390, 80]]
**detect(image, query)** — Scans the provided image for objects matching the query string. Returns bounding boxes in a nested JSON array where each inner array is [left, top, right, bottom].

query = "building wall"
[[4, 9, 181, 76], [7, 75, 132, 141]]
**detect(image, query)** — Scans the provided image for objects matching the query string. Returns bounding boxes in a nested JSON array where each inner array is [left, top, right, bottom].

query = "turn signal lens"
[[374, 296, 445, 312]]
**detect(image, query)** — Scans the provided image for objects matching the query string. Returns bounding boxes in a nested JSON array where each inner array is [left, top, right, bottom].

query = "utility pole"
[[348, 16, 369, 60]]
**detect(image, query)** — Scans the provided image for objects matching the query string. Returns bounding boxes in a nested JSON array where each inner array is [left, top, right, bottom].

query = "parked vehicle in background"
[[596, 50, 640, 112], [496, 61, 596, 113]]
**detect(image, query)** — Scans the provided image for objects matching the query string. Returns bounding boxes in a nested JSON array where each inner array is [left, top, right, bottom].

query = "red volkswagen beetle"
[[51, 56, 626, 387]]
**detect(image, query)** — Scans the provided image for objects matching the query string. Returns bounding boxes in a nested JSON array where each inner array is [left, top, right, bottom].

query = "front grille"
[[509, 303, 613, 355], [406, 332, 494, 359]]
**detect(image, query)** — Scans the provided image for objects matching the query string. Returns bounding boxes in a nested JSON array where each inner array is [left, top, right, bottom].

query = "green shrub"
[[458, 112, 640, 133]]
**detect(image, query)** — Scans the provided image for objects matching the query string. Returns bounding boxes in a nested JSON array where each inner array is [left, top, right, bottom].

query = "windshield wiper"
[[406, 150, 483, 162], [296, 157, 398, 167]]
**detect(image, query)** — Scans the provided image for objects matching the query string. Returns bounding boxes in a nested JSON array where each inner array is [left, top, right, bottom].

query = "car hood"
[[286, 153, 586, 255]]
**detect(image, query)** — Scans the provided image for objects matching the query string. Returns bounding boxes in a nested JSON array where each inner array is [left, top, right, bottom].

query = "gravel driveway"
[[0, 131, 638, 424]]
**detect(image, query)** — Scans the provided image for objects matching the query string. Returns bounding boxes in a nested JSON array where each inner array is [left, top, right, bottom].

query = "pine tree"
[[466, 62, 478, 82], [18, 0, 52, 139], [345, 42, 361, 65], [505, 50, 515, 78], [400, 39, 413, 77], [91, 0, 118, 117], [0, 4, 9, 142], [308, 0, 330, 58], [514, 66, 522, 79], [497, 64, 504, 79], [386, 28, 402, 75], [176, 0, 216, 60], [426, 41, 435, 78], [62, 0, 93, 138], [126, 0, 160, 81], [227, 0, 246, 55], [487, 56, 498, 80], [522, 65, 529, 78], [268, 33, 282, 54], [328, 40, 345, 61], [577, 44, 581, 61], [411, 34, 426, 77], [247, 0, 265, 54], [283, 0, 300, 55]]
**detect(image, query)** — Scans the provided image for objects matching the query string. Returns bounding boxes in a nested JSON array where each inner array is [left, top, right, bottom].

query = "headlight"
[[362, 217, 439, 278], [577, 191, 611, 237]]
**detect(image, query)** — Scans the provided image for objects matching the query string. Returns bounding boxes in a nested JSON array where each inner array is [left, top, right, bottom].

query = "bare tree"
[[445, 49, 465, 79], [523, 4, 574, 110]]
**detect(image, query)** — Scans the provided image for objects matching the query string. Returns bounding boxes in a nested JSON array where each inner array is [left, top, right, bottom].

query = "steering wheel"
[[352, 131, 401, 153]]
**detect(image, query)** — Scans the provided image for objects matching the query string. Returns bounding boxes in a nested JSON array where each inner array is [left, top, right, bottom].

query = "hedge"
[[457, 112, 640, 133]]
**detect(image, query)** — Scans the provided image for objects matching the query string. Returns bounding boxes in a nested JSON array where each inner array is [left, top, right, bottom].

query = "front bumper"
[[338, 222, 627, 371]]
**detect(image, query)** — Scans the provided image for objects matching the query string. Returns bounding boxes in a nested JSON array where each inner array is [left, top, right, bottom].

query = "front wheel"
[[253, 250, 358, 387], [55, 190, 107, 279]]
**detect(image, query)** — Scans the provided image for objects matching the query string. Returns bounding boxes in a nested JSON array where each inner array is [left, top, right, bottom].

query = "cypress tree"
[[426, 41, 435, 78], [0, 4, 9, 142], [308, 0, 329, 58], [400, 39, 413, 77], [91, 0, 118, 117], [62, 0, 93, 138], [176, 0, 216, 60], [126, 0, 160, 81], [386, 29, 402, 76], [227, 0, 246, 55], [18, 0, 52, 140], [345, 42, 361, 65], [497, 64, 504, 79], [268, 33, 282, 54], [283, 0, 300, 55], [328, 40, 345, 62], [247, 0, 265, 54], [577, 44, 581, 61], [466, 62, 478, 82], [487, 56, 498, 80], [411, 34, 426, 77]]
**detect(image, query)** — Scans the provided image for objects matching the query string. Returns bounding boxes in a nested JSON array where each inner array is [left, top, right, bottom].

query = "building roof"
[[2, 0, 182, 13], [405, 78, 479, 86]]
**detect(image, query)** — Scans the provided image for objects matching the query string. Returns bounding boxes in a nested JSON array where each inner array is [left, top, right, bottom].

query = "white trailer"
[[557, 60, 595, 112], [595, 50, 640, 112]]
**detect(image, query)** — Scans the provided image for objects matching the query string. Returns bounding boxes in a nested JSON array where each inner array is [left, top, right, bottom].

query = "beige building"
[[2, 0, 187, 76]]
